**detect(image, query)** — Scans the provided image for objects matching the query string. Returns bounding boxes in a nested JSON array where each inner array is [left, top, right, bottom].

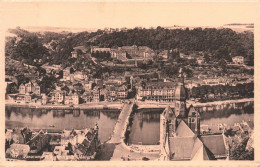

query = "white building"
[[232, 56, 244, 64]]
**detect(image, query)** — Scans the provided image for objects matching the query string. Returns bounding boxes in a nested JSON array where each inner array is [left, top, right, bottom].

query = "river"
[[128, 101, 254, 145], [5, 106, 120, 143]]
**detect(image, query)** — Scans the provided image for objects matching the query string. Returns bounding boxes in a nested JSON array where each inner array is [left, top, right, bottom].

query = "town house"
[[82, 91, 93, 102], [232, 56, 244, 65], [93, 86, 100, 102], [26, 130, 51, 154], [50, 89, 66, 104], [19, 81, 41, 95], [117, 85, 128, 99], [64, 92, 79, 105]]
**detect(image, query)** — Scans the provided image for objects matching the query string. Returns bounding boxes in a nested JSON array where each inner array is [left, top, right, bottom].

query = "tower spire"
[[178, 67, 184, 85], [174, 67, 187, 117]]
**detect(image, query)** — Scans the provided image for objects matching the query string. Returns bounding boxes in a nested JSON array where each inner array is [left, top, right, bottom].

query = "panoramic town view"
[[4, 23, 254, 161]]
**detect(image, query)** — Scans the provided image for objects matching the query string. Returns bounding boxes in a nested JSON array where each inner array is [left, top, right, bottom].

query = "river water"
[[128, 101, 254, 145], [5, 106, 120, 143], [5, 101, 254, 145]]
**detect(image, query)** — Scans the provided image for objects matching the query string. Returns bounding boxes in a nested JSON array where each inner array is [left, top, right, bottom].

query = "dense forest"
[[5, 27, 254, 66]]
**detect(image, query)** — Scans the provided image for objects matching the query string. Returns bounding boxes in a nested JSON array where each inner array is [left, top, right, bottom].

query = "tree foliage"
[[5, 27, 254, 66]]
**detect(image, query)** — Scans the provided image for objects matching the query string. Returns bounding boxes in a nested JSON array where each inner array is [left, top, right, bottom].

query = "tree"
[[6, 82, 18, 94], [204, 53, 210, 63], [70, 67, 75, 74], [229, 137, 254, 160], [191, 87, 200, 98], [76, 49, 83, 55], [58, 70, 63, 79], [67, 142, 74, 155], [218, 58, 227, 73]]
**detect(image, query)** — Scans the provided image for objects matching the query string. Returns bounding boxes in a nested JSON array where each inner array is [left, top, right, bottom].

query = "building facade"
[[232, 56, 244, 64], [137, 81, 176, 102]]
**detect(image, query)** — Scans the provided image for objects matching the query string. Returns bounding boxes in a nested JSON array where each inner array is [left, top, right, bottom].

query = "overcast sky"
[[2, 1, 258, 29]]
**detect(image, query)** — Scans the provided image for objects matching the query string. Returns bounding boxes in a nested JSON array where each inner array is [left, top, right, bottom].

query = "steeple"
[[162, 106, 177, 137], [174, 68, 187, 117], [177, 68, 185, 85], [188, 105, 200, 136]]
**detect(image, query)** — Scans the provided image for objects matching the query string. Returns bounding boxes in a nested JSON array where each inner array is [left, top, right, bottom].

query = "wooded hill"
[[5, 26, 254, 66]]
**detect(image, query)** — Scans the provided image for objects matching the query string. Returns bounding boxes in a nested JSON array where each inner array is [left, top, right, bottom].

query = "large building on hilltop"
[[92, 45, 156, 62], [160, 69, 228, 161]]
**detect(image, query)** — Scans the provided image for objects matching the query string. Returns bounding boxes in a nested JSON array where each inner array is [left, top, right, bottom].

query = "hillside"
[[5, 26, 254, 66]]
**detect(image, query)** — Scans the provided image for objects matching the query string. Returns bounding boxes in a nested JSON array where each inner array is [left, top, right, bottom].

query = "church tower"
[[188, 105, 200, 135], [174, 68, 187, 118], [164, 106, 177, 137]]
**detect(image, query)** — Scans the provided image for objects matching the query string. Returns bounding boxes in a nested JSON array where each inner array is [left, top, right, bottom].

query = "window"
[[191, 118, 195, 123]]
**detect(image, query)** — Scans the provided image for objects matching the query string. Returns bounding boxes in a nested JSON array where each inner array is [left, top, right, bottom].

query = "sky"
[[1, 1, 258, 30]]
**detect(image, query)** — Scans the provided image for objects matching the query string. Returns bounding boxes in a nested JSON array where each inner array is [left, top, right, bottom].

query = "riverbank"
[[5, 101, 124, 110], [136, 98, 254, 109], [6, 97, 253, 110]]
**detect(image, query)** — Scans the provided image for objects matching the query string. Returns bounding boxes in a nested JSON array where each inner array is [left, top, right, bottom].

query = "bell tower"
[[188, 105, 200, 135], [174, 68, 187, 118], [162, 106, 177, 137]]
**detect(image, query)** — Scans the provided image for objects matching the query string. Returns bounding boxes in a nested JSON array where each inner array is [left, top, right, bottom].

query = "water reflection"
[[128, 102, 254, 145], [197, 102, 253, 120], [5, 106, 120, 143]]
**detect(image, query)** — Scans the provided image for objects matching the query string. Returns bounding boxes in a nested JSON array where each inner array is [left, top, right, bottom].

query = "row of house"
[[19, 81, 41, 95], [5, 129, 50, 159], [63, 67, 90, 82], [5, 126, 99, 161], [47, 81, 129, 104], [49, 87, 79, 105], [49, 126, 99, 160]]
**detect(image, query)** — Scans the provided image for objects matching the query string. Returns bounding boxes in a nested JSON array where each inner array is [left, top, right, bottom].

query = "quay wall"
[[5, 102, 123, 110], [137, 98, 254, 109]]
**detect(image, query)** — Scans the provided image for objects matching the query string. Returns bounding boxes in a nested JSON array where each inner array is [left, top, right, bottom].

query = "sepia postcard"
[[0, 0, 259, 166]]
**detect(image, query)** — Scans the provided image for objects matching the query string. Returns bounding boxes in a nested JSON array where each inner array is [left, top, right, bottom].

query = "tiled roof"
[[162, 106, 176, 120], [82, 139, 91, 148], [169, 134, 216, 160], [190, 137, 204, 159], [86, 131, 95, 141], [175, 120, 195, 137], [143, 82, 175, 89], [247, 121, 254, 129], [6, 144, 30, 157], [191, 137, 216, 160], [169, 136, 197, 160], [188, 105, 200, 117], [75, 139, 91, 155], [200, 135, 226, 157]]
